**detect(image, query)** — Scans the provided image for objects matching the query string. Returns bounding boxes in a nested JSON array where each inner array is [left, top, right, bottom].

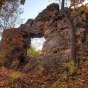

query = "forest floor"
[[0, 59, 88, 88]]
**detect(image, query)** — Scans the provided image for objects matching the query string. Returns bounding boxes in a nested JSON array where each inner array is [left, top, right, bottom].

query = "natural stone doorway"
[[31, 37, 45, 50]]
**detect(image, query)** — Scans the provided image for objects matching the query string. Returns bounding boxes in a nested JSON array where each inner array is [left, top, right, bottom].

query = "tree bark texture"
[[61, 0, 77, 63]]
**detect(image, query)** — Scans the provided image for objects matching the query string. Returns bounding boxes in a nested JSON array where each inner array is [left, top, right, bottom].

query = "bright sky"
[[20, 0, 59, 23]]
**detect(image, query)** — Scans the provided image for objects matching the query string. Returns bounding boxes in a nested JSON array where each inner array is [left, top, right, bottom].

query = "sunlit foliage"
[[71, 5, 88, 20], [27, 47, 40, 59], [70, 0, 84, 6]]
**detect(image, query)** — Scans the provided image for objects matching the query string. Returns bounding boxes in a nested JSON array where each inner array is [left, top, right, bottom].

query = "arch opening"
[[31, 37, 45, 50]]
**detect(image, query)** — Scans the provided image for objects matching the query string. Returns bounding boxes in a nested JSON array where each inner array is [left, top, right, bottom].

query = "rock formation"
[[1, 28, 30, 68], [1, 3, 88, 72]]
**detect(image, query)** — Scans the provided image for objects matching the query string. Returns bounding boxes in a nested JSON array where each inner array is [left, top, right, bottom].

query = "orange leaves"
[[21, 70, 54, 88], [38, 67, 45, 74], [82, 13, 86, 20], [81, 5, 86, 11], [70, 0, 84, 6], [0, 59, 88, 88], [0, 68, 21, 88], [70, 0, 76, 6], [81, 5, 88, 20], [71, 8, 78, 14], [81, 5, 88, 12], [71, 4, 88, 20]]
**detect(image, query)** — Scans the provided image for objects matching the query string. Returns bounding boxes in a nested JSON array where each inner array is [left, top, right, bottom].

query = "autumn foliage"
[[27, 47, 40, 59], [0, 59, 88, 88]]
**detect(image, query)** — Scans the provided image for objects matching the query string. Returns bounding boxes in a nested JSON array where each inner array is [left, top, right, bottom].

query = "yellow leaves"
[[71, 5, 88, 20], [10, 71, 22, 80], [63, 61, 77, 75], [70, 0, 88, 16], [81, 5, 88, 20], [37, 67, 46, 75], [81, 5, 86, 11], [0, 68, 22, 88], [27, 47, 40, 59], [71, 5, 88, 15], [71, 8, 78, 14], [82, 13, 86, 20], [81, 5, 88, 12], [70, 0, 84, 6]]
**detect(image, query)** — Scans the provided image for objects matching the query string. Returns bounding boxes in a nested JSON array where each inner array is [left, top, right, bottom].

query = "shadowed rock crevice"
[[30, 33, 44, 38]]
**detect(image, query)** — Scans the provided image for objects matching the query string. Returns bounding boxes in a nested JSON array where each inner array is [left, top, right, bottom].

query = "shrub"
[[27, 47, 40, 59], [10, 71, 22, 88]]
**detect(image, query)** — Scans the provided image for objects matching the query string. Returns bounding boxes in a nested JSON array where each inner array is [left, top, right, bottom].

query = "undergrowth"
[[0, 59, 88, 88], [27, 47, 40, 59]]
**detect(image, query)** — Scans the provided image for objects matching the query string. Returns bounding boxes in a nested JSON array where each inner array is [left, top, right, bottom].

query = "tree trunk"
[[61, 0, 77, 63]]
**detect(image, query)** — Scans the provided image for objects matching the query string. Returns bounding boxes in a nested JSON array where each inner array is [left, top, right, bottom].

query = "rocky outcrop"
[[19, 19, 33, 30], [30, 3, 59, 35], [26, 3, 87, 70], [1, 28, 30, 68], [1, 3, 88, 72]]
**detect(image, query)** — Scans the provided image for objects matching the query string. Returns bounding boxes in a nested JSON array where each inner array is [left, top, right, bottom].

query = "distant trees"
[[0, 0, 24, 31]]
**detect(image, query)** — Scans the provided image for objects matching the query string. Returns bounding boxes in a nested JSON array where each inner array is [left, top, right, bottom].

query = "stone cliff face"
[[1, 28, 30, 68], [1, 3, 88, 71]]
